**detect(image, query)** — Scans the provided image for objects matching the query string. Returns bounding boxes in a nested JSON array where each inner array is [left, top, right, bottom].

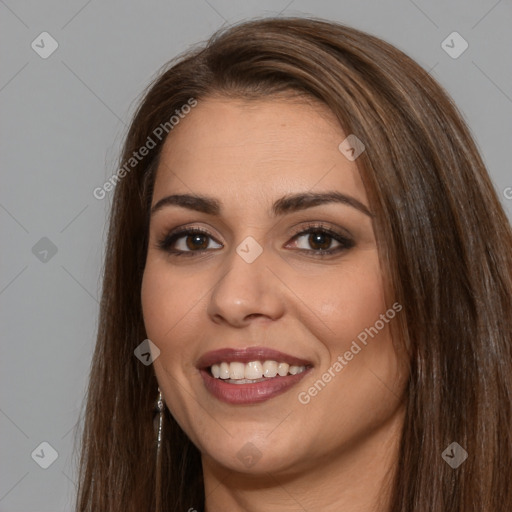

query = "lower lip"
[[200, 368, 311, 405]]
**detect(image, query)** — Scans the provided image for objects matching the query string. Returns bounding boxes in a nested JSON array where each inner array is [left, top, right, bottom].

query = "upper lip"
[[196, 347, 312, 369]]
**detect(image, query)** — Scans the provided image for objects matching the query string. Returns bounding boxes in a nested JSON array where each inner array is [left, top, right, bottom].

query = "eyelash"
[[156, 223, 355, 258]]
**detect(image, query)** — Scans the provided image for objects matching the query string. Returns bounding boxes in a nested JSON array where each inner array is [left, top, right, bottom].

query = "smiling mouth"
[[209, 360, 308, 383], [197, 347, 313, 404]]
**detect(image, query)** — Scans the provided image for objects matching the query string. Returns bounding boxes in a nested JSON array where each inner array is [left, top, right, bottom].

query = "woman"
[[75, 17, 512, 512]]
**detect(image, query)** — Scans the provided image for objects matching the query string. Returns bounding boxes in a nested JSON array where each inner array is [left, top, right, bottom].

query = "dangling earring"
[[154, 387, 165, 511], [154, 388, 165, 449]]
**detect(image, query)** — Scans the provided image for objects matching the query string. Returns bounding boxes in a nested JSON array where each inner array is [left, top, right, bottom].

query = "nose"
[[206, 244, 285, 328]]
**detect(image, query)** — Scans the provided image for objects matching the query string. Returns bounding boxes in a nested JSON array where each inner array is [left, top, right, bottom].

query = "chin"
[[198, 429, 310, 476]]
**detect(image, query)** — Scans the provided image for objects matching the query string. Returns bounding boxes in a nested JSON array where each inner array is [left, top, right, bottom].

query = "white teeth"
[[219, 362, 230, 379], [209, 360, 306, 380], [263, 360, 278, 378], [211, 364, 220, 378], [277, 362, 289, 376], [229, 362, 245, 379], [245, 361, 264, 379]]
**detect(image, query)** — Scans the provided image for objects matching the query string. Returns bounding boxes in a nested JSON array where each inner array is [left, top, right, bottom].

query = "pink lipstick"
[[197, 347, 312, 405]]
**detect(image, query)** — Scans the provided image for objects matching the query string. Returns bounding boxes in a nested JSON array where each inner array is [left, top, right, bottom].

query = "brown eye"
[[185, 233, 210, 250], [307, 231, 334, 251], [157, 228, 222, 255], [288, 225, 355, 256]]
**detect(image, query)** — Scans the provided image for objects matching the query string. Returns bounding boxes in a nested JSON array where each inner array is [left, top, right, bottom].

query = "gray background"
[[1, 0, 511, 510]]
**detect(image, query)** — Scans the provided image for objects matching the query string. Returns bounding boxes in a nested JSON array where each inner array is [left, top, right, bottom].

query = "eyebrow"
[[150, 191, 373, 218]]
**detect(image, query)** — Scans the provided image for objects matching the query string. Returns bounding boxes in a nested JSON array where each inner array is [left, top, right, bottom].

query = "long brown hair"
[[75, 17, 512, 511]]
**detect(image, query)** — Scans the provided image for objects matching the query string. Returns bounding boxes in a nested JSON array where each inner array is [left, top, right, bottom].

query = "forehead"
[[153, 96, 367, 209]]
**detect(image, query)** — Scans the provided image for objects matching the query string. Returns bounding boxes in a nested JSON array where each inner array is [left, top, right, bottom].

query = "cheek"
[[141, 263, 169, 341], [299, 253, 388, 352], [294, 252, 402, 397], [294, 255, 405, 434], [141, 258, 199, 338], [141, 261, 203, 426], [141, 260, 193, 361]]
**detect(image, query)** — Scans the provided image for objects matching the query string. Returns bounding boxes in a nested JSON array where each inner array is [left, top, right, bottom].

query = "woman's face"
[[141, 95, 408, 477]]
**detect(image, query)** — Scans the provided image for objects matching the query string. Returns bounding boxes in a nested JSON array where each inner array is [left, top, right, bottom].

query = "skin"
[[141, 95, 409, 511]]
